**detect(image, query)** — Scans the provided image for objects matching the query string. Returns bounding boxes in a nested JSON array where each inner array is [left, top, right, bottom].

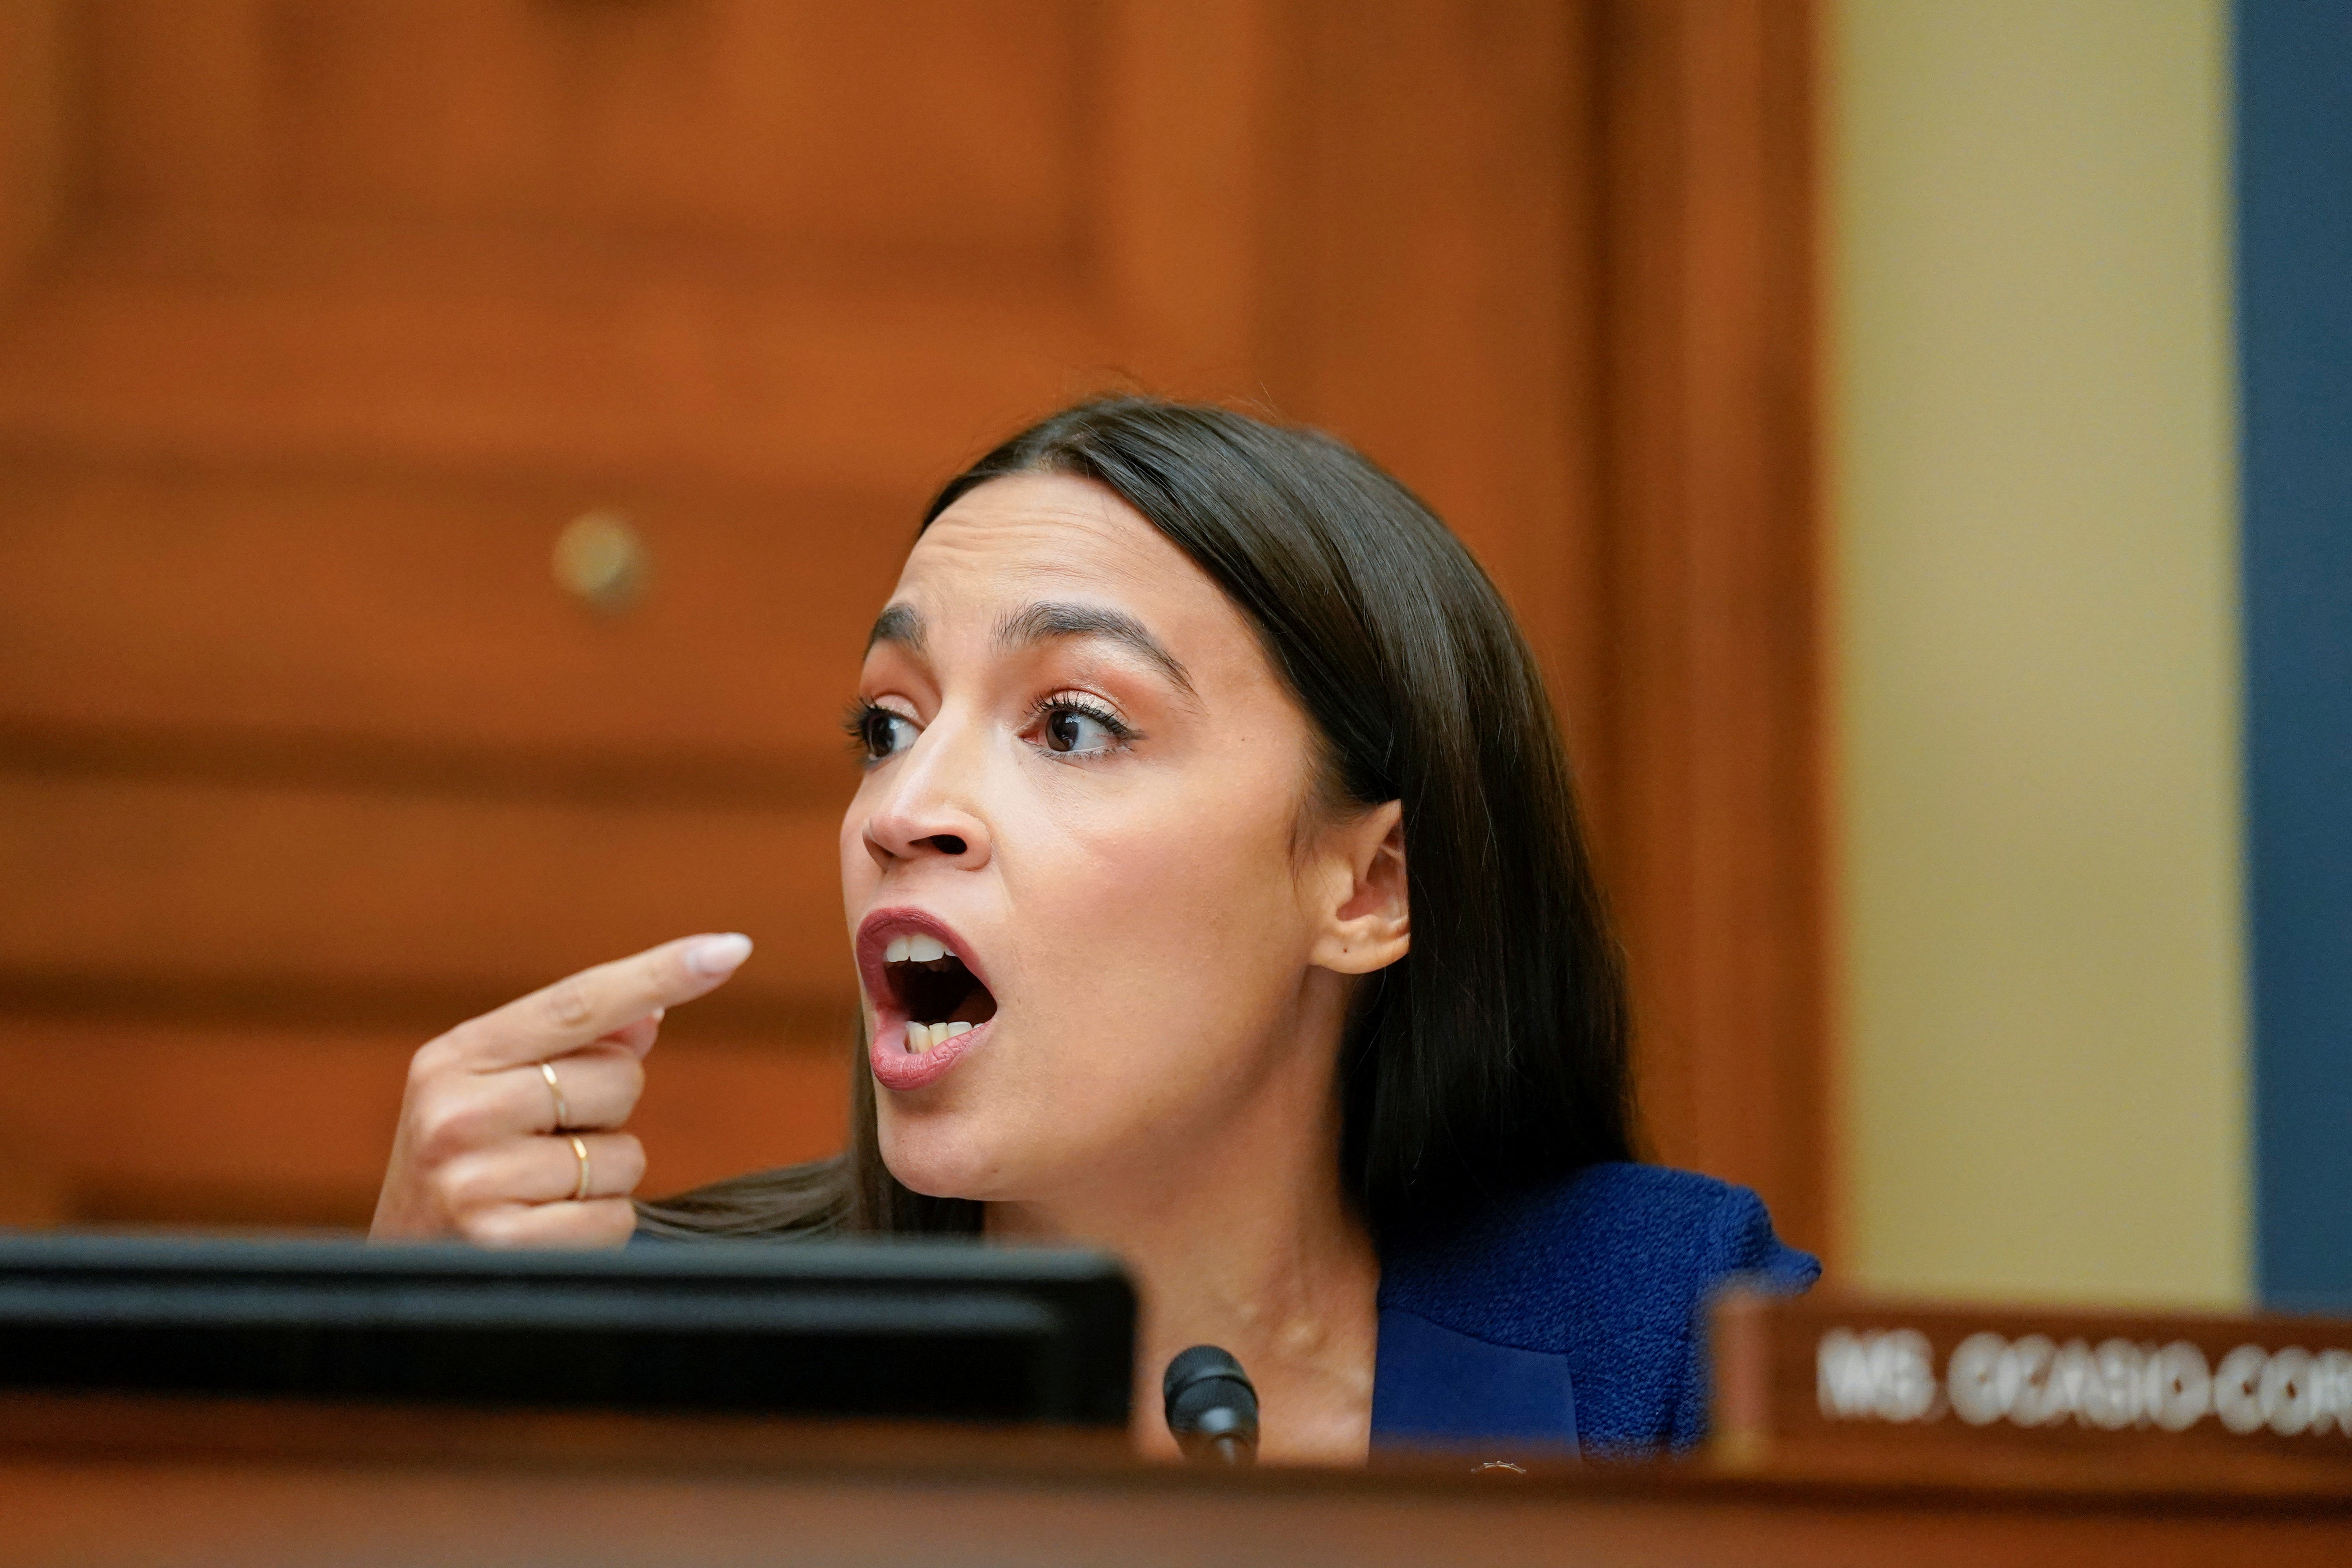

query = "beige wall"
[[1830, 0, 2247, 1305]]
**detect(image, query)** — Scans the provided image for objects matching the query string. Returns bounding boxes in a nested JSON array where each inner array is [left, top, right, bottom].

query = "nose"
[[859, 719, 992, 874]]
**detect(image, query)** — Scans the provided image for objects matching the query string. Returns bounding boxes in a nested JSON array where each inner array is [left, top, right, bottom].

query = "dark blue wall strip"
[[2237, 0, 2352, 1311]]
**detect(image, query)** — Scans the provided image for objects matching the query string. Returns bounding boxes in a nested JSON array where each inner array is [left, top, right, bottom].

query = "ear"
[[1308, 799, 1410, 975]]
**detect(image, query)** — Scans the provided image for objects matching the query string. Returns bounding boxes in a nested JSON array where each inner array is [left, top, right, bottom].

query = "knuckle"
[[457, 1207, 521, 1248], [583, 1199, 637, 1247], [411, 1089, 492, 1161], [406, 1038, 455, 1091], [428, 1165, 473, 1214], [435, 1153, 506, 1212], [544, 975, 595, 1031], [608, 1134, 647, 1191]]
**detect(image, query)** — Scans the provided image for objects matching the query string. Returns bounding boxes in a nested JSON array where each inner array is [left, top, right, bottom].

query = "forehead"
[[893, 473, 1204, 606]]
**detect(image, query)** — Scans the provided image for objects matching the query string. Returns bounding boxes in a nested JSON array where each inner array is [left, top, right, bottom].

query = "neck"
[[985, 974, 1380, 1465]]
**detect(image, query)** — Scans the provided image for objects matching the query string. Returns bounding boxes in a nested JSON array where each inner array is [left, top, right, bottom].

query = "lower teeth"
[[903, 1019, 974, 1055]]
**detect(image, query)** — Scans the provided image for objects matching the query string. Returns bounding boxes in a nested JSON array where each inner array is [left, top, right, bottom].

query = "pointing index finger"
[[455, 933, 752, 1071]]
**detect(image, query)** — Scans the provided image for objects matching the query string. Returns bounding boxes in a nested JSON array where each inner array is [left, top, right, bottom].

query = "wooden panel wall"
[[0, 0, 1827, 1261], [1586, 0, 1830, 1263]]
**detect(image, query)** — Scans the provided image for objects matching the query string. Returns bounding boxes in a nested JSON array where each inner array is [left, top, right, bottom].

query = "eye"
[[849, 703, 918, 762], [1038, 700, 1126, 756]]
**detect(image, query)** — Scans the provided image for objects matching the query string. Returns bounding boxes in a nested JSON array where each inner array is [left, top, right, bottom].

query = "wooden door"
[[0, 0, 1826, 1259]]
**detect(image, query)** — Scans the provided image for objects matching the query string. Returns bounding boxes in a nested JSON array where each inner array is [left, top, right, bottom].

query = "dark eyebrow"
[[994, 600, 1196, 695], [866, 603, 924, 655]]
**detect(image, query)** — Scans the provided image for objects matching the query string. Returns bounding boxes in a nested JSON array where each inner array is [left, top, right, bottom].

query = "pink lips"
[[856, 906, 995, 1093]]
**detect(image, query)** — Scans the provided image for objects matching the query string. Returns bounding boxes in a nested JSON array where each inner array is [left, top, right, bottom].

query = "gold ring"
[[538, 1060, 571, 1129], [568, 1134, 592, 1202]]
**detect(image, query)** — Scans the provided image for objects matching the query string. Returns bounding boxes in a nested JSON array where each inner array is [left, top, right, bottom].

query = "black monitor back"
[[0, 1232, 1134, 1425]]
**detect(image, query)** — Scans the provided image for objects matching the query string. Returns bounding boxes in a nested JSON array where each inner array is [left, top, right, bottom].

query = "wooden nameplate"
[[1711, 1290, 2352, 1494]]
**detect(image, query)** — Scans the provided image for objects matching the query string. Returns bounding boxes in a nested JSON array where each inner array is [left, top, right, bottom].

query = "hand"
[[369, 932, 754, 1246]]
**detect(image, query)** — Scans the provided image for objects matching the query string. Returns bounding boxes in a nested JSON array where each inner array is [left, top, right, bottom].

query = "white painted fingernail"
[[686, 932, 752, 977], [649, 1007, 666, 1023]]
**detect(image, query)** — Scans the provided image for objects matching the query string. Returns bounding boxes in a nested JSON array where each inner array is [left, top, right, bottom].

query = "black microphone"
[[1162, 1344, 1259, 1466]]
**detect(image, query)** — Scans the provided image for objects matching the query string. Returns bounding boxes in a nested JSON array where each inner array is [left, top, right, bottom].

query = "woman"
[[371, 397, 1817, 1462]]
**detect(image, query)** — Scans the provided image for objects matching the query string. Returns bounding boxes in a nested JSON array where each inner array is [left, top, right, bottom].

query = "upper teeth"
[[884, 933, 950, 964]]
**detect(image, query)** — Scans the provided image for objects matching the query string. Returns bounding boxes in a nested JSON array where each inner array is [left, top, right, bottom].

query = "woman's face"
[[839, 474, 1375, 1202]]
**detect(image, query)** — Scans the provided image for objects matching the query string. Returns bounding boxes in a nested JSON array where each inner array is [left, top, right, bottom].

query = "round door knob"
[[552, 509, 647, 615]]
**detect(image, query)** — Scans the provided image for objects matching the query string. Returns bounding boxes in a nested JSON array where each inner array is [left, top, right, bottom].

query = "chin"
[[873, 1100, 1013, 1201]]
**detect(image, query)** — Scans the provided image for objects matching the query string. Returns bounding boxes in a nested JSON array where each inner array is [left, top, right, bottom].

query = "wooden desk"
[[3, 1392, 2347, 1568]]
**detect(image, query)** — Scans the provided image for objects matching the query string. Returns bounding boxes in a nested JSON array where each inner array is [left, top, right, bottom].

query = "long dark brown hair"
[[638, 396, 1634, 1246]]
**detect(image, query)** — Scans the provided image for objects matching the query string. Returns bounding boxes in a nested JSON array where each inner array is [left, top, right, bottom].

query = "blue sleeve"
[[1663, 1183, 1821, 1451], [1379, 1162, 1820, 1456]]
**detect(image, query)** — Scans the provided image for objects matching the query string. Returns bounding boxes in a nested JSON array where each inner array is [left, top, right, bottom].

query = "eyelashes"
[[1027, 692, 1133, 754], [844, 700, 917, 763], [842, 693, 1138, 765]]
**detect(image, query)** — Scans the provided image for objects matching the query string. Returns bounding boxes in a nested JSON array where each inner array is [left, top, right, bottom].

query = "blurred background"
[[0, 0, 2342, 1313]]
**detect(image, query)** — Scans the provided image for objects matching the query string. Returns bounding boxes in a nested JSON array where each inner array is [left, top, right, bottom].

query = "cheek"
[[1008, 770, 1309, 1028]]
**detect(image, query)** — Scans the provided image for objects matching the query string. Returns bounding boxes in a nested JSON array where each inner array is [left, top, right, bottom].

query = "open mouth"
[[858, 910, 999, 1091], [880, 932, 999, 1055]]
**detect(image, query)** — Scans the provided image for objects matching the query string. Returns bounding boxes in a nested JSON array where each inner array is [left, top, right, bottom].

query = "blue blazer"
[[1371, 1161, 1819, 1456]]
